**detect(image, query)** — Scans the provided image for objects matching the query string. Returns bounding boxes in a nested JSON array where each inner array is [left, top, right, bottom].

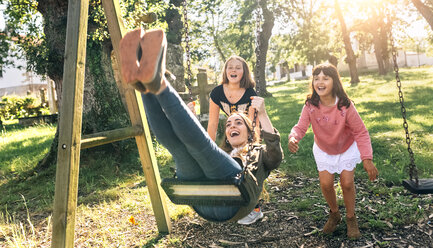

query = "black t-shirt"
[[210, 84, 257, 116]]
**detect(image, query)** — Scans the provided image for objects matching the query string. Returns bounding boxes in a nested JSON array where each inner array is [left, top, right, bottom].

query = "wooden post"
[[51, 0, 172, 246], [197, 68, 209, 114], [51, 0, 89, 247], [101, 0, 171, 233]]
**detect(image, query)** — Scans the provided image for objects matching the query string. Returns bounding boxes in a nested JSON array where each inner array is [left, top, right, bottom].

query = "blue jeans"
[[141, 83, 242, 221]]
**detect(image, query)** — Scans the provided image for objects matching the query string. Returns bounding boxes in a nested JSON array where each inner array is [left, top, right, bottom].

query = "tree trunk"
[[380, 14, 391, 72], [166, 0, 185, 91], [212, 30, 226, 63], [411, 0, 433, 31], [35, 0, 129, 170], [370, 9, 387, 75], [254, 0, 274, 97], [35, 0, 68, 169], [335, 0, 360, 85], [372, 31, 386, 75]]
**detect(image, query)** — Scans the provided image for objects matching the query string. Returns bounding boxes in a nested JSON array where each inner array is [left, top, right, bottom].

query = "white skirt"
[[313, 141, 361, 174]]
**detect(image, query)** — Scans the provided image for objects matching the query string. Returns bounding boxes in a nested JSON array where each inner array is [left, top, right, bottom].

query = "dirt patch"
[[2, 173, 432, 247], [168, 173, 433, 247]]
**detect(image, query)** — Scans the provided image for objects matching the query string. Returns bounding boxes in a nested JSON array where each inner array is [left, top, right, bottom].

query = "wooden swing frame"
[[51, 0, 171, 247]]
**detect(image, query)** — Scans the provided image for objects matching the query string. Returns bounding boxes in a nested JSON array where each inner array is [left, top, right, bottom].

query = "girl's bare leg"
[[319, 171, 338, 213], [340, 169, 356, 218]]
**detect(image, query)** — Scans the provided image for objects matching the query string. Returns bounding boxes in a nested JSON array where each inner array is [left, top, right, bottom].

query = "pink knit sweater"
[[289, 102, 373, 160]]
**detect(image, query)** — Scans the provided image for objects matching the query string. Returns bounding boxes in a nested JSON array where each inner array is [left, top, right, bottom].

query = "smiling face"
[[225, 114, 249, 148], [313, 71, 334, 99], [225, 59, 244, 84]]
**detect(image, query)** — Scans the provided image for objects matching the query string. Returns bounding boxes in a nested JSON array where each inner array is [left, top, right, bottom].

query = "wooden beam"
[[197, 69, 210, 114], [51, 0, 89, 247], [101, 0, 172, 233], [80, 126, 144, 149]]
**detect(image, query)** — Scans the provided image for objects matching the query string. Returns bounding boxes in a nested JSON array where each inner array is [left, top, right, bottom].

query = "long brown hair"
[[306, 63, 351, 110], [220, 55, 256, 89], [220, 112, 260, 153]]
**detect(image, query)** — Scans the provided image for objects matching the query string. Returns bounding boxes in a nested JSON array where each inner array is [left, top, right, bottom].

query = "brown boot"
[[323, 210, 341, 234], [346, 216, 361, 239]]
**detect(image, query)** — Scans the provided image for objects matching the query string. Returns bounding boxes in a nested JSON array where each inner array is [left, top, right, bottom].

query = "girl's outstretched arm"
[[207, 99, 220, 141], [288, 137, 299, 153], [250, 96, 274, 134], [362, 159, 378, 181]]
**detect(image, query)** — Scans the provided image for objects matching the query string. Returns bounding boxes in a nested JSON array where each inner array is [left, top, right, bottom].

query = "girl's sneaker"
[[237, 207, 264, 225]]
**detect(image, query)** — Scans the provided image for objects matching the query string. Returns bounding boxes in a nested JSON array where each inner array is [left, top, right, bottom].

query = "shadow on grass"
[[141, 233, 167, 248]]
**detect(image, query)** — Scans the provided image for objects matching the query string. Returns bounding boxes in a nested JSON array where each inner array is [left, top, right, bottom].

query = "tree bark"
[[370, 10, 387, 75], [166, 0, 185, 91], [35, 0, 129, 170], [35, 0, 68, 169], [372, 30, 386, 75], [335, 0, 360, 85], [411, 0, 433, 31], [212, 30, 226, 63], [255, 0, 274, 97]]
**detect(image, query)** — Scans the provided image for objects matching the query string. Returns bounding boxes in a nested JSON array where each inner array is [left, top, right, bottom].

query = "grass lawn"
[[0, 66, 432, 247]]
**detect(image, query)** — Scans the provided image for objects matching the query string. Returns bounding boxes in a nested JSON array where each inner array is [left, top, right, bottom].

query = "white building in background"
[[275, 61, 313, 81], [0, 55, 57, 114], [337, 50, 433, 72]]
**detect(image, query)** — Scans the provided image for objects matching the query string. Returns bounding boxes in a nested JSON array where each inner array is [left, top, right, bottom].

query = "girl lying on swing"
[[119, 28, 283, 222]]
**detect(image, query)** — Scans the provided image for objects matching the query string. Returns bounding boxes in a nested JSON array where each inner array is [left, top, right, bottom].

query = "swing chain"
[[182, 0, 194, 103], [390, 33, 418, 184], [254, 0, 263, 95]]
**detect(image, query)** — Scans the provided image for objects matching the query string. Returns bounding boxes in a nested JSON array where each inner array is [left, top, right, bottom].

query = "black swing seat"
[[161, 177, 250, 206], [402, 179, 433, 194]]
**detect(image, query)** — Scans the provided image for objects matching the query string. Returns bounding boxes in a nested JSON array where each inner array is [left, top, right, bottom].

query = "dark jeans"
[[141, 83, 242, 221]]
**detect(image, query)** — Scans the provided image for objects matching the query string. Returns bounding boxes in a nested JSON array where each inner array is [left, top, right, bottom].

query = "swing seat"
[[402, 179, 433, 194], [161, 177, 250, 206]]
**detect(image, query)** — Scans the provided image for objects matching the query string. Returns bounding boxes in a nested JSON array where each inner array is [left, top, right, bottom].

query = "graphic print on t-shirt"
[[210, 85, 257, 116], [221, 102, 250, 116]]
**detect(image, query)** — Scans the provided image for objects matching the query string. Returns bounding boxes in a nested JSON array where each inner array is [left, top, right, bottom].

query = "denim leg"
[[141, 92, 205, 180], [144, 86, 241, 221], [155, 84, 242, 180]]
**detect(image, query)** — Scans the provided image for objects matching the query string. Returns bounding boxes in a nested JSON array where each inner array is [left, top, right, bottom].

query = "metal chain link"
[[244, 0, 262, 164], [245, 110, 258, 164], [254, 0, 262, 95], [390, 32, 418, 185], [182, 0, 194, 103]]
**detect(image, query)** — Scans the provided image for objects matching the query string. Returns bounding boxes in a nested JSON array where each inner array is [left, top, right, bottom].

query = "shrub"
[[0, 95, 50, 120]]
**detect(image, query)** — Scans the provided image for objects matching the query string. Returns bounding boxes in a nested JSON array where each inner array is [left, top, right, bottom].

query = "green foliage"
[[0, 95, 49, 121]]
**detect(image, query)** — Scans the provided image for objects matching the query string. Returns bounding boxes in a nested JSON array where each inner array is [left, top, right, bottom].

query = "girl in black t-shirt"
[[208, 55, 257, 141]]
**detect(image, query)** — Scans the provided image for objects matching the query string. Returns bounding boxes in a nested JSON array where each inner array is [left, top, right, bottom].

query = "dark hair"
[[306, 63, 351, 110], [220, 55, 256, 89], [220, 112, 260, 153]]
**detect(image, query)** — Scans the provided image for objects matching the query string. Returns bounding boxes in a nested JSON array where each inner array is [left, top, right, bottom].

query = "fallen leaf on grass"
[[219, 239, 244, 245]]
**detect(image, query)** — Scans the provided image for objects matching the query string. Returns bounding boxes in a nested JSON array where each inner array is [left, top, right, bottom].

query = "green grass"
[[269, 66, 433, 184], [0, 66, 432, 246]]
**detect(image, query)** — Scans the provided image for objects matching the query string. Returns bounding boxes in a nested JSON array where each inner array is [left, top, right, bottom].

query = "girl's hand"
[[187, 101, 196, 115], [250, 96, 266, 115], [288, 136, 299, 153], [363, 159, 378, 181]]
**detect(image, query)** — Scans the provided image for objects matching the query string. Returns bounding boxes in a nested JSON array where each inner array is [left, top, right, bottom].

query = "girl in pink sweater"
[[288, 63, 378, 239]]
